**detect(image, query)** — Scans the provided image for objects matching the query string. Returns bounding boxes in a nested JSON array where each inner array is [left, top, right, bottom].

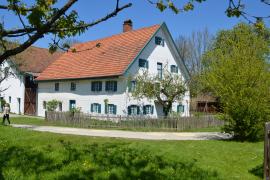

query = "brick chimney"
[[123, 19, 133, 32]]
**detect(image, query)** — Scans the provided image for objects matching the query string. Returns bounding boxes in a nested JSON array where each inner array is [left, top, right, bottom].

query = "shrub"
[[46, 99, 61, 112]]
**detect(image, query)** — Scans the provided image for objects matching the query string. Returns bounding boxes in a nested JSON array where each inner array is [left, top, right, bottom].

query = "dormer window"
[[155, 36, 164, 46]]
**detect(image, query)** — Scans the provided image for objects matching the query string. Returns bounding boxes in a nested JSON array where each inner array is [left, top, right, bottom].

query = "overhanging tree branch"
[[0, 0, 132, 63]]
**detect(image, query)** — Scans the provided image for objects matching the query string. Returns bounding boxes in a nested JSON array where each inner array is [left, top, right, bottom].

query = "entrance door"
[[24, 75, 37, 115]]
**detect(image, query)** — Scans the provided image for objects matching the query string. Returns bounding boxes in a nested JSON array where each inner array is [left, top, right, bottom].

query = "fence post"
[[264, 122, 270, 180], [45, 111, 47, 120]]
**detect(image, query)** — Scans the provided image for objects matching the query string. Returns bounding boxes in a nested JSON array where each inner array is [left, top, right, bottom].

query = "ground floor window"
[[143, 105, 154, 115], [177, 104, 184, 113], [91, 103, 101, 113], [128, 105, 140, 115], [69, 100, 76, 110], [107, 104, 117, 114]]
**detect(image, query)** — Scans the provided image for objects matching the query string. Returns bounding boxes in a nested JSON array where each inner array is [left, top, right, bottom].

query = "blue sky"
[[2, 0, 269, 48]]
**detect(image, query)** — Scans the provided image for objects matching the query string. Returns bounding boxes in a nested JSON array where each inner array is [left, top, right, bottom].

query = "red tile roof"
[[36, 24, 160, 81], [12, 46, 62, 74]]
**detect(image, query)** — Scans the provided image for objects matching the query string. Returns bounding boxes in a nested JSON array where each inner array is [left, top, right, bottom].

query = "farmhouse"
[[36, 20, 190, 117], [0, 47, 62, 115]]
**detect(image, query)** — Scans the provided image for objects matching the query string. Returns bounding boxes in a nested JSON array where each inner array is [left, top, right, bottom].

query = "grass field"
[[10, 116, 222, 132], [0, 122, 263, 179]]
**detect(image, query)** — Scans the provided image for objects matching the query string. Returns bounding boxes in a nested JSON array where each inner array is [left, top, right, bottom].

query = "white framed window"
[[70, 82, 76, 91], [128, 105, 140, 115], [91, 103, 101, 113], [143, 105, 154, 115], [155, 36, 164, 46], [107, 104, 117, 114], [170, 65, 178, 73], [128, 80, 136, 92], [105, 81, 117, 92]]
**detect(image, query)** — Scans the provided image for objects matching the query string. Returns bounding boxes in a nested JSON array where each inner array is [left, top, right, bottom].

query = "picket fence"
[[45, 111, 224, 131]]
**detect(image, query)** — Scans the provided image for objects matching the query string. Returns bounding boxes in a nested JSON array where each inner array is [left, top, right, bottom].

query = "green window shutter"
[[143, 106, 146, 115], [128, 106, 131, 115], [98, 104, 101, 113], [151, 105, 154, 114], [91, 104, 93, 112], [137, 106, 140, 115], [113, 105, 117, 115], [99, 82, 102, 91], [146, 61, 149, 69], [105, 82, 109, 91], [176, 66, 178, 73], [114, 81, 117, 92], [105, 104, 108, 114], [170, 65, 173, 73]]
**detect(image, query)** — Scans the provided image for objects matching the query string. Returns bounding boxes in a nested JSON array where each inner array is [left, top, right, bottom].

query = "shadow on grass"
[[249, 164, 263, 179], [0, 140, 220, 179]]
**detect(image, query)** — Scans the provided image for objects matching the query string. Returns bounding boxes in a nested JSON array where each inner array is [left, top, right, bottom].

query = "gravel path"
[[11, 124, 232, 140]]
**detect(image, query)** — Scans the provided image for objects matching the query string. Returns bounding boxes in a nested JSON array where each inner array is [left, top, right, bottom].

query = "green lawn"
[[0, 123, 263, 179], [10, 116, 222, 132]]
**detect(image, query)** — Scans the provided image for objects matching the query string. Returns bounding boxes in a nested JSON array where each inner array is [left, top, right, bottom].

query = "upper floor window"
[[157, 62, 163, 79], [143, 105, 154, 115], [105, 81, 117, 92], [91, 103, 101, 113], [128, 80, 136, 92], [170, 65, 178, 73], [70, 82, 76, 91], [128, 105, 140, 115], [55, 83, 59, 91], [139, 59, 148, 69], [91, 81, 102, 92], [8, 96, 11, 103], [155, 36, 164, 46], [107, 104, 117, 114]]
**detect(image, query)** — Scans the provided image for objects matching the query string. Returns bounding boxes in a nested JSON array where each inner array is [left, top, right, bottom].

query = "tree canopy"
[[131, 67, 187, 117], [0, 0, 132, 63], [200, 23, 270, 141]]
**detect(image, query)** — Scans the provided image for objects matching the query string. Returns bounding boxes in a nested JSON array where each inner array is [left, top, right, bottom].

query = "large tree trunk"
[[163, 102, 173, 118]]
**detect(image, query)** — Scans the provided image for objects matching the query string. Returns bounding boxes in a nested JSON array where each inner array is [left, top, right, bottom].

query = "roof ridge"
[[72, 24, 161, 49]]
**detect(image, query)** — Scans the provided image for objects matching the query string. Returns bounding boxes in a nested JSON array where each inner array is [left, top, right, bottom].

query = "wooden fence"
[[265, 122, 270, 180], [45, 111, 224, 131]]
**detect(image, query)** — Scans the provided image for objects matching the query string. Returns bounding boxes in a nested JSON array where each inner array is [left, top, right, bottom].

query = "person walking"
[[2, 103, 10, 125]]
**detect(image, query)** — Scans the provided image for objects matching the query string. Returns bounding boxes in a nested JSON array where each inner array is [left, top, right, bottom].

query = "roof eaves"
[[35, 74, 121, 82]]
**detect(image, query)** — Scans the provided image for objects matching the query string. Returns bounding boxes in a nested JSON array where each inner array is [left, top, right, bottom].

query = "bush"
[[46, 99, 60, 112]]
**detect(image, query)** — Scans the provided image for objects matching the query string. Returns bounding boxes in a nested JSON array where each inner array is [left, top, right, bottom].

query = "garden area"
[[0, 124, 264, 179]]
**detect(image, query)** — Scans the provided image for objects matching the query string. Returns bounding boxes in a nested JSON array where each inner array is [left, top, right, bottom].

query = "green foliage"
[[131, 67, 186, 116], [69, 107, 81, 113], [200, 23, 270, 141], [0, 99, 6, 109], [46, 99, 60, 112]]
